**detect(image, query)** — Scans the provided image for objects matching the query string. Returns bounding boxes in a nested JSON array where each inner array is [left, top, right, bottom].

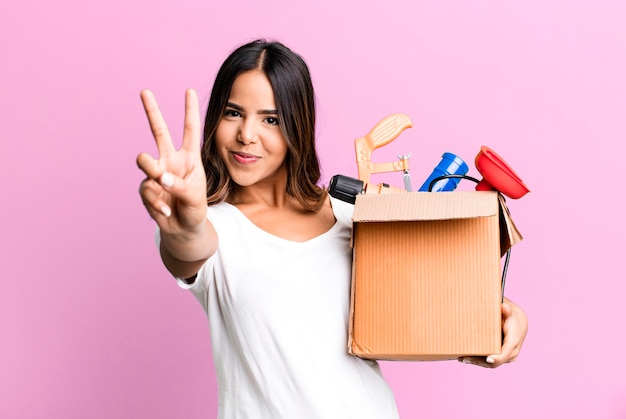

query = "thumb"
[[157, 171, 200, 209], [136, 152, 163, 181]]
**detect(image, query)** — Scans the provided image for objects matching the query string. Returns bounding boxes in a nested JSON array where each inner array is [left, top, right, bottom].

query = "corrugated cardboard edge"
[[348, 256, 357, 355]]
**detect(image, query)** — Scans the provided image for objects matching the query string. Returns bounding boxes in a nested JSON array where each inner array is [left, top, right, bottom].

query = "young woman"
[[137, 40, 527, 418]]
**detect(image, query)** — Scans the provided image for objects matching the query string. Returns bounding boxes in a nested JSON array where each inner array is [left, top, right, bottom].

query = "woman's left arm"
[[459, 297, 528, 368]]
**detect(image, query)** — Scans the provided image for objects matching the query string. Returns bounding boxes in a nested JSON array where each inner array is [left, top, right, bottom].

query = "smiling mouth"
[[231, 151, 260, 165]]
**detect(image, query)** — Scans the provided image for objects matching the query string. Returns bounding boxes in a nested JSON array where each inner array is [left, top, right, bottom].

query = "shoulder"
[[206, 201, 236, 220], [329, 196, 354, 227]]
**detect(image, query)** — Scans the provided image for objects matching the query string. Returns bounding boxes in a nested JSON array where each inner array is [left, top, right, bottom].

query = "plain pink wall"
[[2, 1, 625, 418]]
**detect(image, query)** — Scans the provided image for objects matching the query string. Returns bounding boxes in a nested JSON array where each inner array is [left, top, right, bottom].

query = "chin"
[[228, 173, 262, 188]]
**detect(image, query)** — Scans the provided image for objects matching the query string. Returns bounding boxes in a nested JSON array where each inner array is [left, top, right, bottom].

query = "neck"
[[228, 179, 293, 209]]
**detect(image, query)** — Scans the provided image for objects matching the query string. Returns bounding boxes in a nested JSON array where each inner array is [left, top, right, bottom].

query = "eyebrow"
[[226, 102, 278, 115]]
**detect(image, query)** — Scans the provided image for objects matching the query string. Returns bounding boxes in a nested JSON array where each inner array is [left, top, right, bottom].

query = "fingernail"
[[160, 205, 171, 217], [486, 356, 495, 364], [161, 172, 174, 188]]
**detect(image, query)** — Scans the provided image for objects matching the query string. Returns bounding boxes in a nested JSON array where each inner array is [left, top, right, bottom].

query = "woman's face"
[[215, 70, 288, 189]]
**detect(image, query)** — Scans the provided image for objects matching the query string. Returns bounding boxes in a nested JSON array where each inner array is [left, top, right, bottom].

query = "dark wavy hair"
[[201, 39, 325, 211]]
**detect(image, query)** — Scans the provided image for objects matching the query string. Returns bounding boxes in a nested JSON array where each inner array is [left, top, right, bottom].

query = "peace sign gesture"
[[136, 89, 209, 240]]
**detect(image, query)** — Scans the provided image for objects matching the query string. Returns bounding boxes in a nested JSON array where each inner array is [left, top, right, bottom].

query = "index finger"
[[140, 89, 176, 156], [181, 88, 202, 153]]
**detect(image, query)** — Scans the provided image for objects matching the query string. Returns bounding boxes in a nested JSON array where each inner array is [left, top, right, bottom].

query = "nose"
[[237, 120, 258, 145]]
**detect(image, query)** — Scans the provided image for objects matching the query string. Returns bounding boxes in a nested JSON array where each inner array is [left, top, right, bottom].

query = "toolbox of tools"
[[328, 114, 529, 361]]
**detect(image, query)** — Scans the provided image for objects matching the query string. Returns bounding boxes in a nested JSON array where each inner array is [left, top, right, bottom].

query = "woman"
[[137, 40, 527, 418]]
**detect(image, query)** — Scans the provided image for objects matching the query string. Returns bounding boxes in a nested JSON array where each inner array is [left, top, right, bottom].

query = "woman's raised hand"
[[136, 89, 208, 236]]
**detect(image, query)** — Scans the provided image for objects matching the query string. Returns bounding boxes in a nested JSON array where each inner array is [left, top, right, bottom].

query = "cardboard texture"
[[348, 191, 521, 361]]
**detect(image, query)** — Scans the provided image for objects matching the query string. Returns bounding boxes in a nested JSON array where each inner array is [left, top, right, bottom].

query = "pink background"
[[2, 1, 625, 418]]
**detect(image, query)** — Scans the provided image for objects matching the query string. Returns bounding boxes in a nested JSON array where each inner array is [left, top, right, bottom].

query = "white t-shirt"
[[174, 197, 399, 419]]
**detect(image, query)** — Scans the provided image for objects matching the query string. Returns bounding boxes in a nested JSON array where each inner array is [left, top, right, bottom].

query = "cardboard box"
[[348, 191, 522, 361]]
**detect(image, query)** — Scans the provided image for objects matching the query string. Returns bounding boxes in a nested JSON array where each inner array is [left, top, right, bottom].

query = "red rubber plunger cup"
[[475, 146, 530, 199]]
